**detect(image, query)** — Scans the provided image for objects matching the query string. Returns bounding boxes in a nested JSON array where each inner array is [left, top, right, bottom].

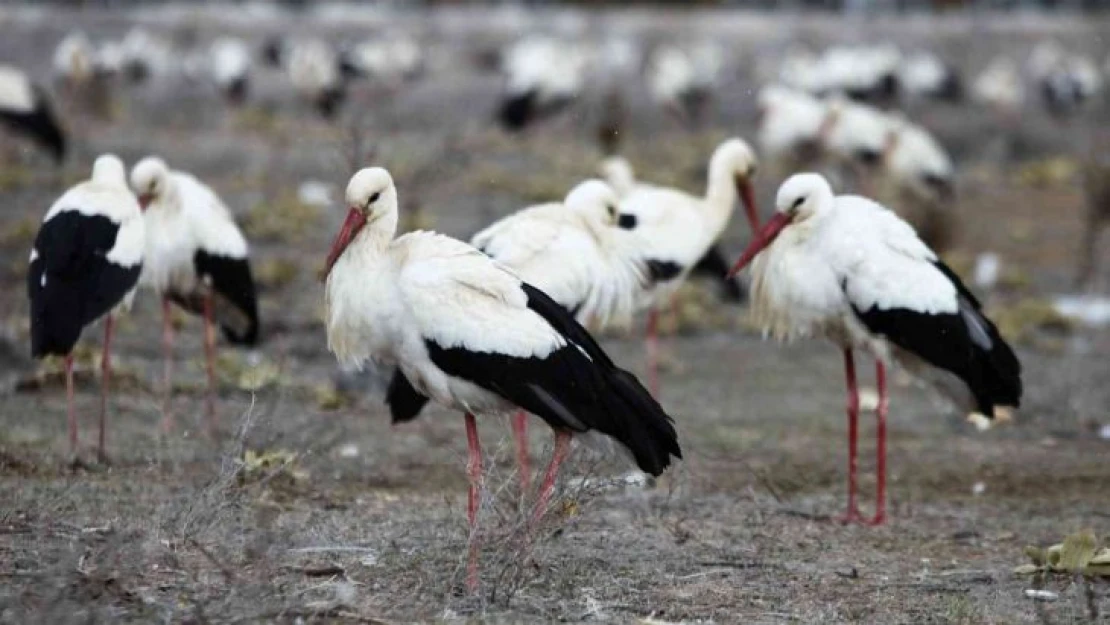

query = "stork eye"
[[791, 197, 804, 210], [605, 203, 617, 217], [367, 191, 381, 205]]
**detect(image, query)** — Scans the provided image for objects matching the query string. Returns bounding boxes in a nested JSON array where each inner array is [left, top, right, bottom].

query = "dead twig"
[[188, 537, 238, 584]]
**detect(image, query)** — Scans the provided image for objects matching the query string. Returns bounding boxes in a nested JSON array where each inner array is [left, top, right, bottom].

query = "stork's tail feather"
[[597, 368, 682, 476], [968, 318, 1022, 417]]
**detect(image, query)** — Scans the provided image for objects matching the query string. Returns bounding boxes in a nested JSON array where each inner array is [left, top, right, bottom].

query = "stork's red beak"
[[322, 207, 367, 281], [137, 194, 152, 211], [736, 177, 759, 232], [727, 212, 791, 279]]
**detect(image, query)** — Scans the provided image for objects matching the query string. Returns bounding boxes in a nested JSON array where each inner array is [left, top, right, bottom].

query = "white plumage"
[[323, 169, 679, 592], [972, 56, 1025, 112], [0, 65, 36, 113], [341, 35, 424, 86], [756, 84, 831, 172], [646, 42, 719, 123], [822, 98, 895, 168], [617, 138, 758, 306], [132, 158, 249, 295], [731, 173, 1021, 524], [285, 38, 345, 118], [497, 35, 586, 131], [130, 156, 259, 424], [471, 179, 645, 330], [52, 31, 97, 85], [884, 119, 954, 198], [209, 36, 252, 101], [28, 154, 144, 459]]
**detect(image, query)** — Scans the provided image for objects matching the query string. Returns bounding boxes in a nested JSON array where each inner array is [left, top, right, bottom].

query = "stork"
[[646, 42, 720, 126], [820, 97, 896, 195], [209, 36, 252, 105], [28, 155, 143, 460], [728, 173, 1022, 525], [614, 138, 759, 395], [882, 117, 956, 250], [497, 35, 585, 132], [0, 65, 66, 164], [600, 155, 747, 303], [388, 179, 646, 490], [323, 167, 681, 590], [339, 35, 424, 88], [285, 39, 346, 119], [898, 51, 962, 103], [756, 85, 833, 178], [129, 157, 260, 428]]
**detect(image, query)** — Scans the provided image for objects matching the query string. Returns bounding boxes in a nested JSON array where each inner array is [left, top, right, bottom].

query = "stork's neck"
[[351, 207, 399, 260], [703, 161, 738, 230]]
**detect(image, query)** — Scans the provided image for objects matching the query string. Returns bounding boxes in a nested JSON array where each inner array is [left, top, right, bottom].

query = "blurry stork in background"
[[129, 157, 260, 428], [756, 85, 834, 179], [323, 167, 681, 590], [497, 35, 585, 132], [0, 65, 67, 164], [339, 35, 425, 88], [209, 37, 252, 105], [646, 42, 721, 127], [387, 179, 647, 492], [600, 155, 748, 303], [898, 51, 962, 103], [881, 117, 957, 251], [614, 138, 760, 395], [28, 155, 143, 460], [820, 97, 896, 195], [728, 173, 1022, 525], [286, 39, 346, 119]]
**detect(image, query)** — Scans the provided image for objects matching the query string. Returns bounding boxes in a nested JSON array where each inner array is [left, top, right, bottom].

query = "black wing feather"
[[424, 282, 681, 476]]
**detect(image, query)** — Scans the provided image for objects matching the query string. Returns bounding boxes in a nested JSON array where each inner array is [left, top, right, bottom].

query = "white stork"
[[339, 34, 424, 87], [600, 155, 748, 303], [388, 179, 647, 490], [129, 157, 260, 428], [821, 97, 896, 195], [614, 138, 759, 394], [209, 36, 252, 105], [52, 31, 97, 87], [497, 35, 585, 132], [728, 173, 1022, 525], [285, 39, 346, 119], [898, 51, 962, 103], [28, 155, 143, 460], [972, 56, 1025, 117], [324, 168, 680, 590], [882, 118, 957, 250], [756, 84, 833, 177], [0, 65, 66, 164], [646, 42, 721, 126]]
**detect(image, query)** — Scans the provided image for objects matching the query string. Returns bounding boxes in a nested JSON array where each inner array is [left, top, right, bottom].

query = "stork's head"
[[727, 173, 834, 279], [323, 167, 394, 280], [91, 154, 127, 188], [129, 156, 170, 211], [564, 179, 619, 226], [709, 138, 760, 231]]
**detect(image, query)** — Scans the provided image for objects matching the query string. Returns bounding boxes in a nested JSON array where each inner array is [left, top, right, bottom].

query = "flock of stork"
[[4, 23, 1050, 593]]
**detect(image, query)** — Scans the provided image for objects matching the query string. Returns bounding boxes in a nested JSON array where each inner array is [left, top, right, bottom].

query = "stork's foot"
[[835, 509, 866, 525]]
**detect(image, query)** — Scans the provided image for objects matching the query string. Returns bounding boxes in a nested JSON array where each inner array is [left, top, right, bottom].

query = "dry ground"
[[1, 6, 1110, 624]]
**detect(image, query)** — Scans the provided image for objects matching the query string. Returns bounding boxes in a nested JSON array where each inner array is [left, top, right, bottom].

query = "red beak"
[[727, 212, 791, 279], [138, 194, 152, 211], [322, 207, 367, 281], [737, 177, 759, 232]]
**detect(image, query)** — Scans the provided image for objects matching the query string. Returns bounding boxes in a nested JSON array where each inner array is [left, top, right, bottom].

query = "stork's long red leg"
[[512, 411, 530, 495], [65, 354, 76, 458], [837, 348, 862, 524], [464, 413, 482, 592], [646, 308, 660, 397], [161, 297, 174, 433], [869, 360, 889, 526], [203, 290, 217, 428], [98, 315, 114, 460], [529, 430, 572, 530]]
